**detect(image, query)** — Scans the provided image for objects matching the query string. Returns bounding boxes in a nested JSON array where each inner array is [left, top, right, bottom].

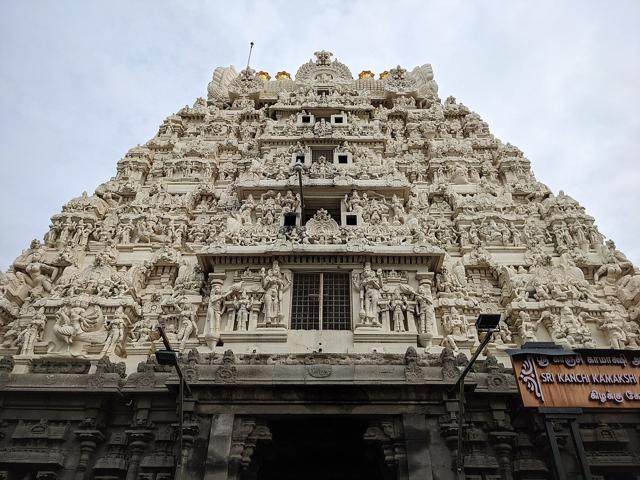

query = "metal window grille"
[[322, 272, 351, 330], [311, 148, 334, 162], [290, 272, 351, 330], [290, 273, 320, 330]]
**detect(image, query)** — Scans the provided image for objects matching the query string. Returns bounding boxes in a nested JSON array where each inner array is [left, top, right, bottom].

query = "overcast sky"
[[0, 1, 638, 269]]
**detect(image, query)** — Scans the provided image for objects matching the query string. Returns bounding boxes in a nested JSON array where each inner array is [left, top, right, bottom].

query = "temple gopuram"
[[0, 50, 639, 480]]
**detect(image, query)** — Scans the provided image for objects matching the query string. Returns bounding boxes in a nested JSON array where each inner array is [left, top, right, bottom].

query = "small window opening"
[[295, 154, 306, 164], [334, 116, 344, 124], [317, 89, 330, 96], [345, 214, 358, 226], [301, 115, 311, 124], [283, 212, 297, 227], [337, 154, 348, 164]]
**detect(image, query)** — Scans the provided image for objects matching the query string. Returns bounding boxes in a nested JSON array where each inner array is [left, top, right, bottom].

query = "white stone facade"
[[1, 50, 639, 373]]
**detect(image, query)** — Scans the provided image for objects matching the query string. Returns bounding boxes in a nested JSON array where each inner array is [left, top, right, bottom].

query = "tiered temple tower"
[[0, 51, 639, 479]]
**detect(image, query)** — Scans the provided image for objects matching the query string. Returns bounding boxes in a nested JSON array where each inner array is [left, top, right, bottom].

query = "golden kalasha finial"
[[256, 71, 271, 81], [358, 70, 375, 80], [275, 71, 291, 81], [379, 70, 389, 80]]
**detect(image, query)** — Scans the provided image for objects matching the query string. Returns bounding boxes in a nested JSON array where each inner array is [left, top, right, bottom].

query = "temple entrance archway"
[[244, 417, 394, 480]]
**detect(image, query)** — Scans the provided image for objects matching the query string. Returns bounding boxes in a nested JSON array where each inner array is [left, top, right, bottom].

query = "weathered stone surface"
[[1, 50, 639, 479]]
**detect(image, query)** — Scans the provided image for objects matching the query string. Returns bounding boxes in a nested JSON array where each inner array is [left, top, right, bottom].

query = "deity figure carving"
[[260, 262, 288, 325], [442, 307, 469, 338], [53, 301, 103, 354], [101, 307, 127, 356], [18, 307, 46, 355], [598, 312, 627, 349], [515, 311, 540, 343], [415, 283, 435, 335], [205, 284, 227, 335], [131, 317, 154, 343], [313, 118, 332, 137], [233, 290, 251, 331], [176, 301, 198, 352], [13, 243, 58, 298], [390, 290, 408, 332], [309, 155, 335, 179], [595, 240, 634, 285], [354, 263, 383, 326], [540, 308, 593, 348], [492, 319, 513, 345], [437, 259, 467, 295]]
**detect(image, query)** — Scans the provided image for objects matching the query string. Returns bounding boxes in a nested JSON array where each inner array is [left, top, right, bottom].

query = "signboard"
[[511, 349, 640, 409]]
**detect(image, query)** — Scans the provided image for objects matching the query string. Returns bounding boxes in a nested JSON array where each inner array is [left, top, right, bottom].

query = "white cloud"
[[0, 0, 638, 267]]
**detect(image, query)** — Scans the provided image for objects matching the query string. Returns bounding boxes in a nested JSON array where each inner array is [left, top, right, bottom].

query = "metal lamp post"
[[293, 161, 306, 210], [154, 326, 192, 480], [451, 313, 502, 480]]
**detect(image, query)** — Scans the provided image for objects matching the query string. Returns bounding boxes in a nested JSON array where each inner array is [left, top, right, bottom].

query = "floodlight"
[[475, 313, 501, 332], [155, 349, 178, 366]]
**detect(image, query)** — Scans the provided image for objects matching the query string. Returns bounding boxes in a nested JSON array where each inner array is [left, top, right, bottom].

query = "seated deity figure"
[[598, 312, 627, 349], [309, 155, 334, 178], [13, 245, 58, 298], [443, 307, 468, 338], [594, 240, 634, 285], [516, 311, 540, 343], [131, 317, 154, 343]]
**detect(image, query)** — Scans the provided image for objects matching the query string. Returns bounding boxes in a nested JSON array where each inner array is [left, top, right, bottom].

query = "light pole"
[[293, 161, 305, 210], [154, 326, 192, 480], [451, 313, 502, 480]]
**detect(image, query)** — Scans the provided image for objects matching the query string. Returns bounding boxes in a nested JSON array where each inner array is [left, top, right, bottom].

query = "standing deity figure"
[[390, 290, 408, 332], [260, 261, 287, 325], [355, 263, 383, 326], [205, 281, 243, 335], [205, 284, 227, 334], [18, 307, 47, 355], [101, 306, 127, 356], [416, 283, 435, 334], [234, 290, 251, 331], [177, 302, 198, 352]]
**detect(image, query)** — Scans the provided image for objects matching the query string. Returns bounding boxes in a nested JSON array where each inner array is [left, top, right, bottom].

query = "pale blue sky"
[[0, 0, 639, 268]]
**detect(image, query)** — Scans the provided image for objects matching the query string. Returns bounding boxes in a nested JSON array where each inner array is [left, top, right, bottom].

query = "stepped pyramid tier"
[[1, 49, 639, 372]]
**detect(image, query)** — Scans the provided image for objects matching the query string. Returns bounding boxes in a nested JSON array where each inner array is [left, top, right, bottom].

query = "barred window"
[[290, 272, 351, 330]]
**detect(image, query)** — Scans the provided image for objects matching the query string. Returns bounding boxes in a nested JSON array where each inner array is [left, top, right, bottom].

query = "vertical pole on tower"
[[246, 42, 254, 70]]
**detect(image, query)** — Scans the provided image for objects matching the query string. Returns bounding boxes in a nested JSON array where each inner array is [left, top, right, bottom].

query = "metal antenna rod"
[[246, 41, 254, 69]]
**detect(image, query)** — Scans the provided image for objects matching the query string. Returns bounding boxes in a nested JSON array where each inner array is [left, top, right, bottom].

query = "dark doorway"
[[253, 417, 386, 480]]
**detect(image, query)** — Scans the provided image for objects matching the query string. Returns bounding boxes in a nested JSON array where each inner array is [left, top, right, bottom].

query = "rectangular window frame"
[[290, 271, 351, 331]]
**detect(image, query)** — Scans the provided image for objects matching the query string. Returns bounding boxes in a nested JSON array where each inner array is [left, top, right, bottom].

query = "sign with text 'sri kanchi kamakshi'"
[[511, 350, 640, 409]]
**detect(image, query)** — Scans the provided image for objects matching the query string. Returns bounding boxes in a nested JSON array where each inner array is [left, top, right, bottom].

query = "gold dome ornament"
[[379, 70, 389, 80], [256, 71, 271, 81], [358, 70, 375, 80], [275, 71, 291, 81]]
